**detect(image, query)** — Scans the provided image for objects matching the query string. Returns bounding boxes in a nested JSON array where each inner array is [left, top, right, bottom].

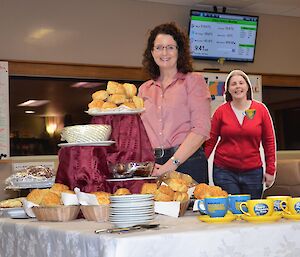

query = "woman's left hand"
[[264, 173, 275, 188]]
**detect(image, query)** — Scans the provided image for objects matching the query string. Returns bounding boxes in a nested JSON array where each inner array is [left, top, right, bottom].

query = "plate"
[[106, 177, 157, 182], [85, 108, 145, 116], [110, 194, 154, 201], [241, 213, 282, 223], [58, 141, 115, 147], [0, 207, 29, 219], [197, 213, 236, 223], [282, 213, 300, 220], [111, 219, 152, 228]]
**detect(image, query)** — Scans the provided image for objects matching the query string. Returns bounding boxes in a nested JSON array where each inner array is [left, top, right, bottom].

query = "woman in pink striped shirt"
[[138, 22, 211, 183]]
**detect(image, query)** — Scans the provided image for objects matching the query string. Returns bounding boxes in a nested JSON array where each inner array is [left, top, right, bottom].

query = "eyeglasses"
[[153, 44, 178, 52]]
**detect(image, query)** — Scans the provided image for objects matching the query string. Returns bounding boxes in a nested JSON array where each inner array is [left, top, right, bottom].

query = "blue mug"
[[198, 196, 229, 218], [228, 194, 251, 214]]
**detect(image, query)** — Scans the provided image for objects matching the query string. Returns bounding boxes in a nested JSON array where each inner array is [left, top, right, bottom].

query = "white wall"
[[1, 0, 300, 75]]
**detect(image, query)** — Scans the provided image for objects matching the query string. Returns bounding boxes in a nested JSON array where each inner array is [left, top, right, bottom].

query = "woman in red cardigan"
[[205, 70, 276, 199]]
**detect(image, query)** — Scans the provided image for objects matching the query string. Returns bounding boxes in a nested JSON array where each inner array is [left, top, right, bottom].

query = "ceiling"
[[137, 0, 300, 17]]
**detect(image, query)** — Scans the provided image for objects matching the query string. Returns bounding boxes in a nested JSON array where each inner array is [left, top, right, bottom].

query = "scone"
[[132, 96, 144, 109], [88, 100, 104, 109], [107, 81, 125, 95], [121, 102, 136, 109], [140, 183, 157, 195], [123, 83, 137, 97], [108, 94, 127, 105], [92, 90, 109, 101], [102, 102, 117, 109]]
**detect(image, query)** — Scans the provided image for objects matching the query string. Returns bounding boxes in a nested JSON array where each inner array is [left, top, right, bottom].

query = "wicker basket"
[[80, 205, 109, 222], [32, 206, 80, 222], [61, 124, 111, 143]]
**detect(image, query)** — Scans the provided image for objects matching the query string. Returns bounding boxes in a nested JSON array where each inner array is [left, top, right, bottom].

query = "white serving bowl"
[[61, 124, 112, 143]]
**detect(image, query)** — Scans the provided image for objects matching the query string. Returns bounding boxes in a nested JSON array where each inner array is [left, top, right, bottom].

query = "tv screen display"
[[189, 10, 259, 62]]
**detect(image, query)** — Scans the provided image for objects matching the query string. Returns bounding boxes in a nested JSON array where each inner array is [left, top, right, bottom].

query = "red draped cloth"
[[55, 114, 155, 193]]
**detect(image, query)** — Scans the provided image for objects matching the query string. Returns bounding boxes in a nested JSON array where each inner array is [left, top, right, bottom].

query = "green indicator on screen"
[[239, 44, 255, 48]]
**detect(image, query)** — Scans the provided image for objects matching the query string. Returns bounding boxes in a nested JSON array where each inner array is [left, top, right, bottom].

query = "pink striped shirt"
[[138, 72, 211, 149]]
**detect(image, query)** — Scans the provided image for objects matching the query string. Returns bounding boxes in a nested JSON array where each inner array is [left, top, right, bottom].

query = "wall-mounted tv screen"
[[189, 10, 259, 62]]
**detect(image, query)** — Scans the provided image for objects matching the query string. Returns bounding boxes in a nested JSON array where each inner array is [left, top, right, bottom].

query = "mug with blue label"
[[280, 197, 300, 215], [198, 196, 229, 218], [266, 196, 291, 212], [228, 194, 251, 214], [239, 199, 274, 217]]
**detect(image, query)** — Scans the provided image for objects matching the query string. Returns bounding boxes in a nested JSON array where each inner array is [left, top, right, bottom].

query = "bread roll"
[[167, 178, 188, 193], [92, 90, 109, 101], [27, 189, 62, 206], [193, 183, 210, 200], [107, 81, 125, 95], [0, 198, 23, 208], [140, 183, 157, 195], [108, 94, 127, 105], [120, 102, 136, 109], [123, 83, 137, 97], [173, 192, 189, 202], [51, 183, 70, 192], [102, 102, 117, 109], [91, 191, 111, 204], [154, 185, 174, 201], [40, 191, 61, 206], [132, 96, 144, 109], [114, 188, 131, 196], [88, 100, 104, 109]]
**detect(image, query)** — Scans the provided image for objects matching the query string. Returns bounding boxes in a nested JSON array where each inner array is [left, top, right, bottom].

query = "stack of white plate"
[[109, 194, 155, 228]]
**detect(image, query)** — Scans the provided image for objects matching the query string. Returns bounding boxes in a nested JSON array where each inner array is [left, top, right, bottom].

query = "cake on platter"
[[5, 165, 55, 189]]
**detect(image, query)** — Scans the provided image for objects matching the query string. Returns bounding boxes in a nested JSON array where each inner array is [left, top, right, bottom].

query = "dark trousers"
[[213, 164, 263, 199], [155, 147, 208, 184]]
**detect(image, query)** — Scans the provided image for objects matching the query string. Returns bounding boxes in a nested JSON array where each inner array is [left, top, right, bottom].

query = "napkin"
[[74, 187, 99, 205]]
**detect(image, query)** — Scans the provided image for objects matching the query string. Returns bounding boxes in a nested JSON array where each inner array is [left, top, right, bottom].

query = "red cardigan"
[[205, 100, 276, 175]]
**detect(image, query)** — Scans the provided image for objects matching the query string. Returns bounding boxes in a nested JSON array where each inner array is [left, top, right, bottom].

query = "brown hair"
[[142, 22, 193, 80], [224, 70, 253, 102]]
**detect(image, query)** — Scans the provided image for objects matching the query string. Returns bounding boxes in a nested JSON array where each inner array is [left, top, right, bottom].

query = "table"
[[1, 211, 300, 257]]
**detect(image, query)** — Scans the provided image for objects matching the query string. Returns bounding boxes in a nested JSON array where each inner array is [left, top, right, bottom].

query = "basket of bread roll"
[[140, 173, 192, 218], [26, 183, 80, 222], [80, 191, 111, 222], [87, 81, 144, 113]]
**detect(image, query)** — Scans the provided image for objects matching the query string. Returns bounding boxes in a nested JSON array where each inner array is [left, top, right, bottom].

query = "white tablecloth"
[[1, 211, 300, 257]]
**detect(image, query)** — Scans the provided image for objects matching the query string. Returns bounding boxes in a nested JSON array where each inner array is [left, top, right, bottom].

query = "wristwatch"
[[171, 156, 181, 167]]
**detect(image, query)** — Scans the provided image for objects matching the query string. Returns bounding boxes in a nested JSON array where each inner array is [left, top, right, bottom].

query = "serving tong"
[[95, 223, 160, 234]]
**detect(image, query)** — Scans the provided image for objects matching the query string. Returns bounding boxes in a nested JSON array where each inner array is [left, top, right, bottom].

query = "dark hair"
[[224, 70, 253, 102], [142, 22, 193, 80]]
